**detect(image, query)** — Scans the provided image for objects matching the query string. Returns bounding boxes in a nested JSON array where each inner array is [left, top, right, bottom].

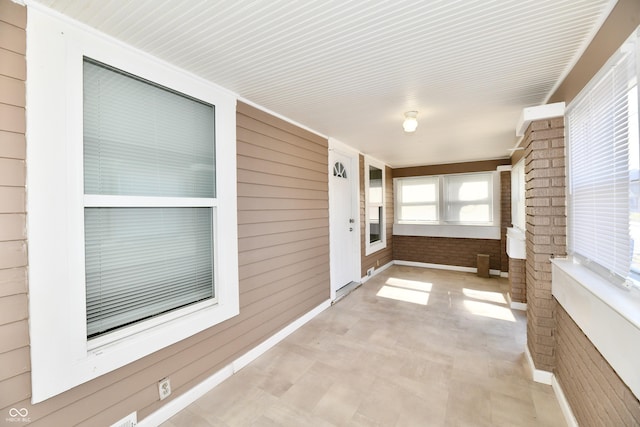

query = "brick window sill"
[[552, 258, 640, 399]]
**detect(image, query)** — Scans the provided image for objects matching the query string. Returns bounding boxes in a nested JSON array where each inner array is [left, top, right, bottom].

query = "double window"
[[27, 10, 238, 402], [395, 172, 495, 225], [567, 27, 640, 288], [83, 59, 218, 339]]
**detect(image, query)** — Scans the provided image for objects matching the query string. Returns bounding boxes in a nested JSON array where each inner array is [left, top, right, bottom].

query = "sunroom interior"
[[1, 0, 640, 426]]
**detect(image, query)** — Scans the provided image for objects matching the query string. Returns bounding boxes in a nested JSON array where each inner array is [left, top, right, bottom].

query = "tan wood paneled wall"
[[0, 25, 331, 421]]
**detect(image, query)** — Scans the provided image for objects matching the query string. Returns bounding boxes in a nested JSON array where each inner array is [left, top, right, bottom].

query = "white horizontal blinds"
[[83, 58, 216, 338], [567, 38, 636, 282], [83, 59, 215, 198], [397, 177, 438, 221], [85, 208, 213, 337], [444, 173, 492, 223]]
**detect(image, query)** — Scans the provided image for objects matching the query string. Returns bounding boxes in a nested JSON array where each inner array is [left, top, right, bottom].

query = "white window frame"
[[566, 27, 639, 289], [393, 171, 501, 240], [554, 25, 640, 401], [26, 7, 239, 403], [511, 159, 526, 231], [365, 156, 386, 255], [394, 175, 439, 224], [442, 172, 494, 224]]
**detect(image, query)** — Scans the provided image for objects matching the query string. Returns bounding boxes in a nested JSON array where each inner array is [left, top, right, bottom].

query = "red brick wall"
[[392, 162, 509, 274], [524, 117, 567, 372], [500, 170, 511, 272], [556, 303, 640, 426], [393, 235, 502, 271], [508, 258, 526, 303]]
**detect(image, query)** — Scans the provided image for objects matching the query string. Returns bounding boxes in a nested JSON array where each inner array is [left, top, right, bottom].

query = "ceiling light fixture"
[[403, 111, 418, 133]]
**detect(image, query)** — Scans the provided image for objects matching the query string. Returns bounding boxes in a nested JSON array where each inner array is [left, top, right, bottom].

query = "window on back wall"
[[395, 172, 495, 225], [395, 176, 439, 222], [567, 27, 640, 289]]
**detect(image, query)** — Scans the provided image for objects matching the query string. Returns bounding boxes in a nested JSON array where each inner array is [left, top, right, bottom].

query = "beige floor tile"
[[490, 391, 538, 427], [312, 382, 363, 425], [353, 378, 402, 426], [161, 266, 566, 427], [444, 380, 493, 427]]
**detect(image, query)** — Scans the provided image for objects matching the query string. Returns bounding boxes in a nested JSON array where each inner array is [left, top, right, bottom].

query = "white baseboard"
[[360, 260, 394, 283], [139, 365, 234, 427], [511, 301, 527, 311], [506, 293, 527, 311], [395, 260, 476, 273], [524, 345, 578, 426], [552, 375, 579, 427], [139, 299, 331, 427], [394, 260, 503, 277], [232, 300, 330, 371], [524, 345, 553, 385], [500, 271, 509, 278]]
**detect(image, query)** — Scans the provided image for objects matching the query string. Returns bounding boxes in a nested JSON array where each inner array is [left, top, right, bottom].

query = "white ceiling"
[[33, 0, 615, 167]]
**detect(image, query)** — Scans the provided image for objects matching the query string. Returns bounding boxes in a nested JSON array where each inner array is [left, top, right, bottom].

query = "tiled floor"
[[161, 265, 566, 426]]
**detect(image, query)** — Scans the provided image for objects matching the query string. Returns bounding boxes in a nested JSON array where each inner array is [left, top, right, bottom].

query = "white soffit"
[[31, 0, 615, 167], [516, 102, 566, 137]]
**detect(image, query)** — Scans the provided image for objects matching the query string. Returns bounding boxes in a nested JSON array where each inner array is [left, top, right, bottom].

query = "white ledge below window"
[[551, 258, 640, 399], [393, 223, 500, 240]]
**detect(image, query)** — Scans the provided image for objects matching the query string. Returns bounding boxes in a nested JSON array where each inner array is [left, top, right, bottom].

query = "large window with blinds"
[[83, 59, 218, 338], [27, 14, 238, 401], [567, 27, 640, 289]]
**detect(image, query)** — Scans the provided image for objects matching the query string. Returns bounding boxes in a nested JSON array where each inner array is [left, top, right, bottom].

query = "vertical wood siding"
[[0, 0, 29, 415]]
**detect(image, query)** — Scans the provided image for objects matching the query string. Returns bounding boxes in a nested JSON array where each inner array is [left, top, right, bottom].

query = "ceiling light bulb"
[[403, 111, 418, 133]]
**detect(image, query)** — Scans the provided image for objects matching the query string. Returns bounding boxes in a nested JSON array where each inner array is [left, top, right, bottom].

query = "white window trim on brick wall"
[[26, 6, 239, 403], [393, 171, 501, 240], [555, 25, 640, 401], [552, 259, 640, 399]]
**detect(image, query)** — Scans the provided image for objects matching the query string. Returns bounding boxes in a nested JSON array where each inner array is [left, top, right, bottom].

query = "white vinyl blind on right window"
[[567, 27, 640, 287]]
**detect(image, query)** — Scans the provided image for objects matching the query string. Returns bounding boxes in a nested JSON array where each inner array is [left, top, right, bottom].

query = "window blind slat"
[[84, 59, 215, 199], [85, 207, 214, 337], [567, 33, 638, 283], [83, 58, 217, 338]]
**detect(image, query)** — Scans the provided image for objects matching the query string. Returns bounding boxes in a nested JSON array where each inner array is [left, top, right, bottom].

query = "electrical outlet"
[[367, 267, 374, 276], [158, 378, 171, 400]]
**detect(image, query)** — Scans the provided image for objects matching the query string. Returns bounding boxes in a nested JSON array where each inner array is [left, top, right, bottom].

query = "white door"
[[329, 150, 358, 298]]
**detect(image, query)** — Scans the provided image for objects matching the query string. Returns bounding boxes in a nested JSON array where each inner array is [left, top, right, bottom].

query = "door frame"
[[328, 138, 361, 301]]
